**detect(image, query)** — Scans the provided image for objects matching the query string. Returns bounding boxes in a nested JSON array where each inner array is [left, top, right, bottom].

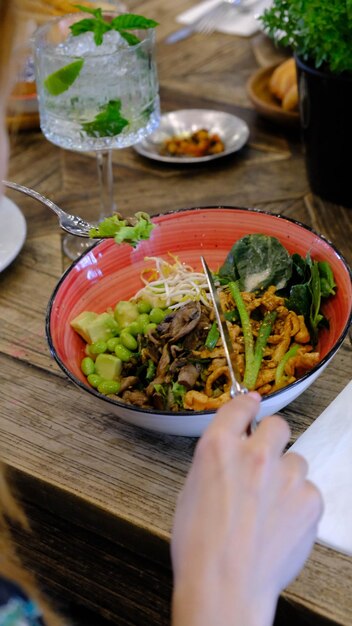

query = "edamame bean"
[[81, 357, 95, 376], [115, 344, 133, 362], [149, 307, 166, 324], [137, 300, 152, 314], [90, 340, 107, 354], [137, 313, 150, 330], [106, 337, 121, 352], [97, 380, 121, 395], [85, 345, 97, 360], [126, 321, 142, 336], [87, 373, 103, 388], [120, 331, 138, 351], [144, 322, 157, 335]]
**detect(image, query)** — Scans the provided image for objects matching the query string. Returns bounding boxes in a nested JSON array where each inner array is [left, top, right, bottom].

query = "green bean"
[[90, 340, 107, 354], [120, 331, 138, 351], [81, 357, 95, 376], [115, 344, 133, 362], [87, 373, 103, 388], [97, 380, 121, 395]]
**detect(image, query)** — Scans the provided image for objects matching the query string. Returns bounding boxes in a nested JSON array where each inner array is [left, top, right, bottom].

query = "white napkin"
[[176, 0, 272, 37], [289, 380, 352, 556]]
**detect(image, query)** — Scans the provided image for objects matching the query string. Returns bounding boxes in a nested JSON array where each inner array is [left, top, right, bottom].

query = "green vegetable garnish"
[[219, 234, 293, 293], [275, 344, 300, 387], [171, 382, 187, 407], [44, 59, 84, 95], [285, 254, 333, 345], [89, 211, 155, 248], [71, 6, 159, 46], [82, 99, 128, 137], [205, 322, 220, 350], [229, 281, 277, 390], [218, 234, 336, 347]]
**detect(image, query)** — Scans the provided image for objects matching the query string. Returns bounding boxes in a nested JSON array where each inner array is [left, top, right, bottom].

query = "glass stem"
[[96, 150, 115, 221]]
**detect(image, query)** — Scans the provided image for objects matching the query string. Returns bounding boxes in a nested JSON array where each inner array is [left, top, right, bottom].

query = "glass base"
[[63, 234, 96, 261]]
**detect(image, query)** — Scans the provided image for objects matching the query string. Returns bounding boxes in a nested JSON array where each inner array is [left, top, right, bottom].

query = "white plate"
[[0, 196, 27, 272], [134, 109, 249, 163]]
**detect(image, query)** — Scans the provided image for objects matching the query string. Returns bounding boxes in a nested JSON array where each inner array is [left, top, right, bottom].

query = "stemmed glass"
[[33, 10, 160, 259]]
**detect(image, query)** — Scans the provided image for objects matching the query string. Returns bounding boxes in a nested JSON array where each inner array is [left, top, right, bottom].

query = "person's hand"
[[171, 394, 323, 626]]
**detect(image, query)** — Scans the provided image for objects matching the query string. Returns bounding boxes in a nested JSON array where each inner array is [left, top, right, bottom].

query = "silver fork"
[[3, 180, 94, 238], [165, 0, 262, 44]]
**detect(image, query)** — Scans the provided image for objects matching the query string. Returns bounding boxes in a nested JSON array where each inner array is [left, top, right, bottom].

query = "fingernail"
[[247, 391, 261, 401]]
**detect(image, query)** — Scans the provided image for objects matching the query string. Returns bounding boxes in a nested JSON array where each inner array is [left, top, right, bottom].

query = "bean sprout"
[[133, 255, 212, 309]]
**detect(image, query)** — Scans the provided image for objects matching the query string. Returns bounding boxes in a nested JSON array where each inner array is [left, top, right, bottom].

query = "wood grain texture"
[[1, 1, 352, 624]]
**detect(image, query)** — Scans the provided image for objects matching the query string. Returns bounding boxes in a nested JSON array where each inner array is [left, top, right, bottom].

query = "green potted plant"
[[261, 0, 352, 208]]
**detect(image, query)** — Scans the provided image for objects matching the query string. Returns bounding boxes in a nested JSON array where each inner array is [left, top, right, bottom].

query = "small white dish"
[[0, 196, 27, 272], [134, 109, 249, 163]]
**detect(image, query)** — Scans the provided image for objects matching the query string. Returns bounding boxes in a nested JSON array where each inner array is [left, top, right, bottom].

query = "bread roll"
[[269, 58, 298, 111]]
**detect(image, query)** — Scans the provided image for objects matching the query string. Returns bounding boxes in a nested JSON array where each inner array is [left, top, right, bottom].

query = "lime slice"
[[44, 59, 84, 96]]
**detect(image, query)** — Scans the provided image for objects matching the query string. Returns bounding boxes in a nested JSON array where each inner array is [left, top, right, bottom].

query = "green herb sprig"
[[82, 99, 128, 137], [71, 5, 158, 46]]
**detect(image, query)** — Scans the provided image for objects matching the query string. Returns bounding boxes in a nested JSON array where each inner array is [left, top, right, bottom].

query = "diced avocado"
[[94, 354, 122, 381], [70, 311, 99, 343], [114, 301, 139, 328], [85, 312, 119, 343]]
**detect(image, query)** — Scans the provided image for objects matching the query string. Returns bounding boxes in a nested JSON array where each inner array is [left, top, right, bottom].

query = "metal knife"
[[201, 256, 257, 432]]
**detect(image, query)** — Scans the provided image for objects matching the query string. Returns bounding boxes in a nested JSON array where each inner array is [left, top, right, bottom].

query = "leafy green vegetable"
[[219, 234, 292, 293], [285, 253, 335, 345], [205, 322, 220, 350], [71, 6, 158, 46], [146, 359, 156, 381], [229, 281, 277, 390], [82, 100, 128, 137], [89, 211, 155, 248], [261, 0, 352, 73], [171, 382, 187, 407], [218, 234, 336, 349], [318, 261, 336, 297]]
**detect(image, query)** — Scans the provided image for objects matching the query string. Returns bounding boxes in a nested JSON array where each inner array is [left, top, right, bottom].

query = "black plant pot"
[[296, 56, 352, 208]]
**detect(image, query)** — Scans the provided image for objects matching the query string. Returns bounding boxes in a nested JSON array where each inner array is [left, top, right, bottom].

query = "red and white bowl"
[[46, 207, 352, 436]]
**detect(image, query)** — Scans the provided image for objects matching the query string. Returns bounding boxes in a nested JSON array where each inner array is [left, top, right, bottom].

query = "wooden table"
[[1, 1, 351, 624]]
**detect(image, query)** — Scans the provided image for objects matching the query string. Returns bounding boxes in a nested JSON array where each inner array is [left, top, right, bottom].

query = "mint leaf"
[[119, 31, 141, 46], [110, 14, 159, 30], [73, 4, 103, 18], [70, 8, 158, 46], [82, 100, 128, 137], [92, 19, 111, 45], [70, 18, 96, 36]]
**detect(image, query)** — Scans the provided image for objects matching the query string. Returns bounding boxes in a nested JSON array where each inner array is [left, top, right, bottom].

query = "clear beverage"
[[34, 15, 160, 152]]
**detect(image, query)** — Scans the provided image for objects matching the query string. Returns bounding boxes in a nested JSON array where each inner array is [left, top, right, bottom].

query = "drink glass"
[[33, 12, 160, 259]]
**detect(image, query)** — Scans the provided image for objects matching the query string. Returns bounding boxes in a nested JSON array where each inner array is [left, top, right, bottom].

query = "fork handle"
[[164, 25, 195, 44]]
